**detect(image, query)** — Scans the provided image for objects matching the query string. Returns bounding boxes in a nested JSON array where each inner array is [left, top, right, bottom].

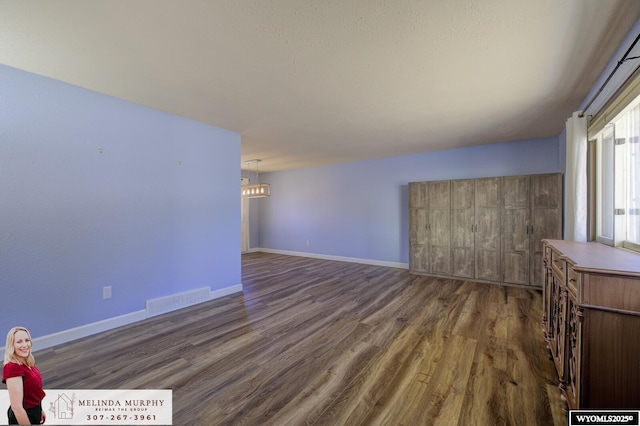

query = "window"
[[592, 98, 640, 251]]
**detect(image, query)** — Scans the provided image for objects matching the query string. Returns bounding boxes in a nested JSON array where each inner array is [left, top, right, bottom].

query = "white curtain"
[[565, 111, 588, 241], [240, 179, 251, 253]]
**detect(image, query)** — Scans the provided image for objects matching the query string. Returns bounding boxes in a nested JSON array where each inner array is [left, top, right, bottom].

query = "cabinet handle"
[[569, 278, 576, 283], [526, 225, 530, 235]]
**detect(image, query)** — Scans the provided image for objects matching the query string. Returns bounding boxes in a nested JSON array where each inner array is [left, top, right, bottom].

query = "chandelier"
[[241, 159, 271, 198]]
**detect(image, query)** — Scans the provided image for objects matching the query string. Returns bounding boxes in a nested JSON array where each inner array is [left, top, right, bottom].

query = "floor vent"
[[146, 287, 211, 318]]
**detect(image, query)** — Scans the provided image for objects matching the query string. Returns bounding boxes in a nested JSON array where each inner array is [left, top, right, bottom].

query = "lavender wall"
[[256, 137, 561, 264], [0, 65, 241, 338]]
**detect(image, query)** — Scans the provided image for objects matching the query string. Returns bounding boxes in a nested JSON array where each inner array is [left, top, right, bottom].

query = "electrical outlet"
[[103, 286, 112, 299], [306, 240, 310, 246]]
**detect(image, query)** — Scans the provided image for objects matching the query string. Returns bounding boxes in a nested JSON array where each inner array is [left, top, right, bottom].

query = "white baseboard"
[[210, 283, 243, 299], [16, 283, 243, 352], [32, 310, 147, 351], [255, 248, 409, 269]]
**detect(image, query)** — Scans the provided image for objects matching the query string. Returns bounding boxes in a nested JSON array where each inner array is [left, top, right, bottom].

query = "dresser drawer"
[[550, 248, 566, 283], [567, 266, 580, 298]]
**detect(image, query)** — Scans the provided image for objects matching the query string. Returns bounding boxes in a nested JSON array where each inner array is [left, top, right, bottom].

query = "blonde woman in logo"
[[3, 327, 46, 424]]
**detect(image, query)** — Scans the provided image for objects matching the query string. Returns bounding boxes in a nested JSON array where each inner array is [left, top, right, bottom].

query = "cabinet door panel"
[[503, 207, 529, 285], [409, 182, 428, 208], [409, 208, 428, 245], [429, 199, 450, 246], [533, 209, 562, 252], [451, 180, 474, 278], [409, 182, 429, 273], [430, 245, 451, 275], [410, 244, 429, 273], [477, 251, 500, 281], [531, 207, 560, 286], [475, 177, 500, 281], [452, 248, 473, 278], [503, 252, 529, 285], [530, 174, 562, 286], [502, 175, 530, 209], [502, 175, 531, 285], [429, 206, 451, 275], [429, 181, 451, 275], [429, 181, 450, 209], [531, 174, 562, 208], [503, 208, 529, 252]]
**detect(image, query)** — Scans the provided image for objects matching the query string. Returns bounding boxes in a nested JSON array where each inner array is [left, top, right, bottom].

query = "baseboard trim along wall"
[[19, 283, 244, 352], [210, 283, 243, 299], [146, 286, 213, 318], [255, 248, 409, 269]]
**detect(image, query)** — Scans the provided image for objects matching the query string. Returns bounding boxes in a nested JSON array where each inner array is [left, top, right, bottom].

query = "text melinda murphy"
[[0, 389, 172, 425]]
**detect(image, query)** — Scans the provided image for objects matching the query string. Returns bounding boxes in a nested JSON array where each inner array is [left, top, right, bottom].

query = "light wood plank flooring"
[[35, 252, 566, 425]]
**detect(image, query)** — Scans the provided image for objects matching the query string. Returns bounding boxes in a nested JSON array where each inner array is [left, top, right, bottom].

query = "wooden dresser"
[[542, 239, 640, 409]]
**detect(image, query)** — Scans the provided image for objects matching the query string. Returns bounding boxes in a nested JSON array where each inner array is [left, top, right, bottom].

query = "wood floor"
[[35, 252, 567, 425]]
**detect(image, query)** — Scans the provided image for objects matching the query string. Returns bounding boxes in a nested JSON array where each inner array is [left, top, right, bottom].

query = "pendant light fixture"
[[241, 159, 271, 198]]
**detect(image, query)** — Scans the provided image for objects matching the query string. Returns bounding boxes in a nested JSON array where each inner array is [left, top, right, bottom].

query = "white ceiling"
[[2, 1, 640, 172]]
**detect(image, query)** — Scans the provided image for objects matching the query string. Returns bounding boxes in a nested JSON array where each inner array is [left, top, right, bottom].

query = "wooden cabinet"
[[502, 173, 562, 286], [409, 173, 560, 287], [408, 181, 451, 275], [450, 178, 501, 280], [474, 177, 501, 282], [451, 179, 474, 278], [502, 175, 530, 285], [409, 182, 429, 273], [542, 239, 640, 409], [429, 180, 451, 276]]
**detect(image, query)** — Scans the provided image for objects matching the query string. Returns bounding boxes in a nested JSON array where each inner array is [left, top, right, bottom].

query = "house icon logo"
[[50, 392, 75, 420]]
